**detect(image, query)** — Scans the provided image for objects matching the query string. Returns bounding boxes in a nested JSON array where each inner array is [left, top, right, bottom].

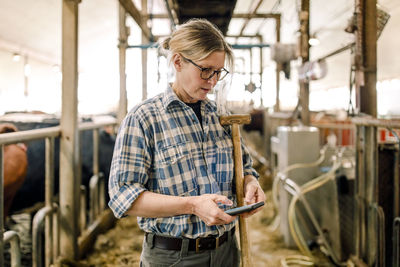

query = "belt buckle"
[[195, 238, 200, 252], [195, 236, 220, 252]]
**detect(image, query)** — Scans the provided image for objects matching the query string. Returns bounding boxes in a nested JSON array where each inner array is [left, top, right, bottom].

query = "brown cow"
[[0, 123, 28, 220]]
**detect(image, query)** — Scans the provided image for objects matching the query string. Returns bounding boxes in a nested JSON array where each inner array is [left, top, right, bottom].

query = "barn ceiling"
[[0, 0, 399, 92], [172, 0, 237, 35]]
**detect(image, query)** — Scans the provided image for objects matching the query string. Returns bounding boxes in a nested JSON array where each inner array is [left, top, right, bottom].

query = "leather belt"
[[146, 227, 235, 252]]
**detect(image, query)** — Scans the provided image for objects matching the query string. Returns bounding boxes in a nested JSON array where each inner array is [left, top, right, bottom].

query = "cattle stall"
[[1, 118, 117, 266]]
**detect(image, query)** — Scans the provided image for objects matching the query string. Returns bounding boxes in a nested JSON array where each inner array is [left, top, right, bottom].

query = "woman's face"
[[172, 51, 225, 103]]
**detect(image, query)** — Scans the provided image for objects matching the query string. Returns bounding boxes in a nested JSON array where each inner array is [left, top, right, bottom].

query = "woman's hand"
[[242, 175, 265, 217], [189, 194, 236, 226]]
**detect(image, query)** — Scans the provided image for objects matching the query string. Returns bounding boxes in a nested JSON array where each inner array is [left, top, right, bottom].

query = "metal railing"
[[0, 119, 117, 267], [311, 122, 356, 147], [352, 117, 400, 266]]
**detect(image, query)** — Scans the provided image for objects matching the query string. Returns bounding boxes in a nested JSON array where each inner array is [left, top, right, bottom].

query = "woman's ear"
[[172, 53, 183, 72]]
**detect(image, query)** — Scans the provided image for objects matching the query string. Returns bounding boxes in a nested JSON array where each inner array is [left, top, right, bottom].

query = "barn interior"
[[1, 0, 400, 266]]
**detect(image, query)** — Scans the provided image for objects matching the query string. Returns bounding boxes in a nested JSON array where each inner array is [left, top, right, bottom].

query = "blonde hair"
[[160, 19, 234, 70]]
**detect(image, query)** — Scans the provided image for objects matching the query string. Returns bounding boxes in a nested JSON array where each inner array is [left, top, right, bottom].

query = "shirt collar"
[[162, 84, 217, 113]]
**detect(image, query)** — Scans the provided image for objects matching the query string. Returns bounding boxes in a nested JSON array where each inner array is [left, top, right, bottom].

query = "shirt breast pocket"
[[213, 137, 234, 184], [155, 142, 198, 196]]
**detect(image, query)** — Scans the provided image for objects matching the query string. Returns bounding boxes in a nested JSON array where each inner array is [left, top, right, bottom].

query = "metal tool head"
[[219, 115, 251, 126]]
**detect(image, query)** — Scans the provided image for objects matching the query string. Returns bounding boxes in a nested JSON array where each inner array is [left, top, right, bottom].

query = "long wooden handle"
[[231, 123, 252, 267]]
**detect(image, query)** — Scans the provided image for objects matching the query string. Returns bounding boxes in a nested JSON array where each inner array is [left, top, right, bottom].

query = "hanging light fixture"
[[12, 53, 21, 62], [308, 34, 320, 46]]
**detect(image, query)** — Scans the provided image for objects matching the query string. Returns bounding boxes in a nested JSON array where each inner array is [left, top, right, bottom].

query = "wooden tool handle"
[[231, 124, 252, 267]]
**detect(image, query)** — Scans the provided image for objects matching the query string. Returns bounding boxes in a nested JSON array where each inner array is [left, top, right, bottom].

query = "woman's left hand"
[[242, 175, 266, 217]]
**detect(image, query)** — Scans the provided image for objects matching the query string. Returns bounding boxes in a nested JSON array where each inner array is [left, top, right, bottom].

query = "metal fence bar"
[[45, 137, 55, 267], [93, 129, 99, 176], [99, 173, 106, 211], [352, 117, 400, 129], [0, 144, 4, 267], [80, 185, 87, 233], [0, 126, 61, 146], [393, 217, 400, 267], [32, 204, 58, 267], [89, 174, 99, 222], [3, 230, 22, 267]]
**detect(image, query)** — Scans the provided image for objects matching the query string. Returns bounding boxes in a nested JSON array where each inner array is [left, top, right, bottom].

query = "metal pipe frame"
[[353, 116, 400, 265], [3, 230, 22, 267], [89, 174, 99, 223], [0, 145, 4, 267], [32, 204, 58, 267], [393, 217, 400, 267], [0, 120, 116, 265], [45, 137, 55, 267], [355, 125, 366, 259], [79, 185, 87, 233]]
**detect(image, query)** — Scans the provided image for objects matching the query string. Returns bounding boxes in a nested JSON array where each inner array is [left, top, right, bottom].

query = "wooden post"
[[299, 0, 310, 125], [118, 4, 128, 124], [60, 0, 80, 260]]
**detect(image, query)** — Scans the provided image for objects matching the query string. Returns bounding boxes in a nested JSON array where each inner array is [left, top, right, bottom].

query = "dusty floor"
[[78, 191, 333, 267]]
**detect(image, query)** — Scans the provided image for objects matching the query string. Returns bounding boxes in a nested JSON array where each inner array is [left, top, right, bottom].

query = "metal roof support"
[[258, 35, 264, 107], [275, 15, 281, 112], [233, 13, 280, 19], [231, 43, 271, 49], [299, 0, 310, 125], [60, 0, 81, 260], [142, 0, 148, 101], [118, 0, 153, 41], [118, 4, 128, 124], [164, 0, 178, 30], [356, 0, 377, 117], [239, 0, 264, 36]]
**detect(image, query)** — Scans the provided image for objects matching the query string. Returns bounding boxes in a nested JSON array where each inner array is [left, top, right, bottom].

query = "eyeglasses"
[[181, 55, 229, 81]]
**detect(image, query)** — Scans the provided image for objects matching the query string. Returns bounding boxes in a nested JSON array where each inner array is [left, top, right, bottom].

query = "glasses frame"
[[181, 55, 229, 81]]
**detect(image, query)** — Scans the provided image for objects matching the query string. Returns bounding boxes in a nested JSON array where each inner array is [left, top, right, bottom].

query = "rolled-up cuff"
[[108, 183, 147, 218]]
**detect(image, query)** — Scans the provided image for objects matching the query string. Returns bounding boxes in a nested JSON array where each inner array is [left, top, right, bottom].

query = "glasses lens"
[[200, 69, 214, 80], [201, 69, 229, 81], [218, 70, 228, 81]]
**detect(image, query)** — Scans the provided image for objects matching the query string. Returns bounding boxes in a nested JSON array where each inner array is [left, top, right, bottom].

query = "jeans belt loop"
[[195, 238, 200, 252], [146, 233, 155, 249], [215, 236, 220, 248]]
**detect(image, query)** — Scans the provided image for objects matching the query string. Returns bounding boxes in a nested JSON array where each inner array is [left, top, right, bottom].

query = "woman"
[[108, 18, 265, 266]]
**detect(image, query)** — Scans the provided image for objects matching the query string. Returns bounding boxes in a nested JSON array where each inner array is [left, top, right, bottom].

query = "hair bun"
[[161, 37, 171, 50]]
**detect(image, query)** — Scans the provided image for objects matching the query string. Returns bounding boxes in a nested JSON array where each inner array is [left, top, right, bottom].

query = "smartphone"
[[225, 201, 265, 216]]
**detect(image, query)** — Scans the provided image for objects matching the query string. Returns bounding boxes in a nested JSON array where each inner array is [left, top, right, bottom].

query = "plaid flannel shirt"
[[108, 85, 259, 238]]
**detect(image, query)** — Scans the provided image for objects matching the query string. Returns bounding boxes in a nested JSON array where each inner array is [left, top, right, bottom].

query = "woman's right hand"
[[189, 194, 236, 226]]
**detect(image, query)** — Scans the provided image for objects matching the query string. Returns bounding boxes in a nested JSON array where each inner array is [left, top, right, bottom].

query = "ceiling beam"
[[233, 13, 280, 19], [118, 0, 153, 40], [239, 0, 264, 36], [144, 13, 280, 20], [164, 0, 179, 28]]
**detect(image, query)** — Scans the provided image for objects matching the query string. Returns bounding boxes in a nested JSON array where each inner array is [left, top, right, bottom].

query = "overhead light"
[[308, 35, 320, 46], [24, 64, 31, 76], [12, 53, 21, 62]]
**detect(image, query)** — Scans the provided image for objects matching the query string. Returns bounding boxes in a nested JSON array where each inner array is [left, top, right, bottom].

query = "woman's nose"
[[208, 74, 218, 87]]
